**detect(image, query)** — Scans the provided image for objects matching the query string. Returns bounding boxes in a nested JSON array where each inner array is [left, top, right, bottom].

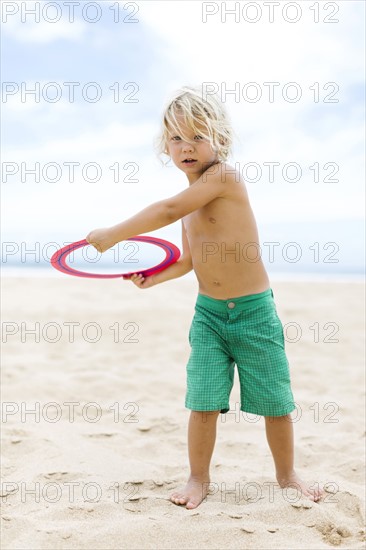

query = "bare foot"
[[277, 470, 324, 502], [170, 476, 210, 509]]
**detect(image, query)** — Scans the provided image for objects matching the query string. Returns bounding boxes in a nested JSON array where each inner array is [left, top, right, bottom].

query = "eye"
[[194, 135, 203, 140], [171, 136, 181, 141]]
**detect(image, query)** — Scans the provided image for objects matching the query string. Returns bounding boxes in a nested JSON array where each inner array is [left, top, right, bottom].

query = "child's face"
[[166, 112, 219, 183]]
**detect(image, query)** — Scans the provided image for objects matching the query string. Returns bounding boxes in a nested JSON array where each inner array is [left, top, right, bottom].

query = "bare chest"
[[183, 204, 220, 238]]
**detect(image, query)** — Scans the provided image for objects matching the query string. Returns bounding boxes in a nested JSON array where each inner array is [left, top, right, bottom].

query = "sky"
[[1, 0, 365, 275]]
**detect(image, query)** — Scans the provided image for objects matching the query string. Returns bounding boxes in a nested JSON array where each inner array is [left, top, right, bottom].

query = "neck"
[[186, 160, 221, 185]]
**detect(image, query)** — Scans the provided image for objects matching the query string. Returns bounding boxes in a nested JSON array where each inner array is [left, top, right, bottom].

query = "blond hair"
[[155, 86, 233, 164]]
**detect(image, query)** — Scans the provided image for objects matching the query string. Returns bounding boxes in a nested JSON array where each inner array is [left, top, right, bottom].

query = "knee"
[[191, 410, 221, 419], [264, 413, 291, 422]]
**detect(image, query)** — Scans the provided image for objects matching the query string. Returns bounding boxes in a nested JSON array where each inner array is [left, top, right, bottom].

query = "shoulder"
[[203, 162, 240, 181], [202, 162, 244, 188]]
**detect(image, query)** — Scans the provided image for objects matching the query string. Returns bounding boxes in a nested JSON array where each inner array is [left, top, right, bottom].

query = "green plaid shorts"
[[185, 288, 296, 416]]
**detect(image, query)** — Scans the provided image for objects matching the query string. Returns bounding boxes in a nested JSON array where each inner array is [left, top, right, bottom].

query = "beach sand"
[[1, 276, 365, 549]]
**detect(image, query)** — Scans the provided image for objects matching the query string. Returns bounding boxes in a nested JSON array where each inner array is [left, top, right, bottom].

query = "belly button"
[[209, 217, 216, 223], [213, 280, 221, 286]]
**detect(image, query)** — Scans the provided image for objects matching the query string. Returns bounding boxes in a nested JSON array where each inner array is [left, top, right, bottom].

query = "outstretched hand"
[[85, 228, 117, 253]]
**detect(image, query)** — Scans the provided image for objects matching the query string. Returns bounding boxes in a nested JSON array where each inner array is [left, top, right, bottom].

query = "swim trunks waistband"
[[196, 288, 273, 313]]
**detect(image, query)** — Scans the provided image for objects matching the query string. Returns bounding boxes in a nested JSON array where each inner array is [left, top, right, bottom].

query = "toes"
[[170, 483, 207, 509], [309, 485, 324, 502], [186, 499, 199, 509], [174, 499, 186, 506], [170, 493, 188, 505], [285, 478, 325, 503], [303, 488, 317, 501], [305, 487, 323, 502]]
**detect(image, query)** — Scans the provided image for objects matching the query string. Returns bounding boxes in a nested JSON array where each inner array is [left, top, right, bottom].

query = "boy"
[[86, 87, 323, 509]]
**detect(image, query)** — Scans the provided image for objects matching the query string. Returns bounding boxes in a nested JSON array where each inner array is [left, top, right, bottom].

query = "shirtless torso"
[[183, 164, 270, 300]]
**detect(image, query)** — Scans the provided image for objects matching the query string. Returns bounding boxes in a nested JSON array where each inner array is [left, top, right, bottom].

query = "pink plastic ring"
[[50, 236, 181, 279]]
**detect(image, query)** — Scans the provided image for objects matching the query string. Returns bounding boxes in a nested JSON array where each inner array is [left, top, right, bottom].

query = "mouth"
[[182, 158, 197, 165]]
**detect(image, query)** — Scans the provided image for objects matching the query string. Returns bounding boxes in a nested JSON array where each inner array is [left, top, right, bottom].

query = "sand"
[[1, 276, 365, 549]]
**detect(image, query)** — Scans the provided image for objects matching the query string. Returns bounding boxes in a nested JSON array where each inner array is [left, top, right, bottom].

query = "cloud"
[[4, 120, 156, 159], [2, 11, 87, 44], [1, 0, 364, 274]]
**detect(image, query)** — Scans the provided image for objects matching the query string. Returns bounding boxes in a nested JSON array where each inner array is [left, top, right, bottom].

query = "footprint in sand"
[[137, 417, 180, 434], [41, 471, 84, 483], [316, 520, 353, 546], [85, 433, 117, 439]]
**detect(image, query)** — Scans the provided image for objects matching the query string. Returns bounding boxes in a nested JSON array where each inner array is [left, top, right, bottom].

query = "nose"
[[181, 141, 194, 152]]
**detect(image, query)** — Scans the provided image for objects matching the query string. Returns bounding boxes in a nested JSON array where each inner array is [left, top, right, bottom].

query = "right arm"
[[129, 220, 193, 289], [86, 162, 226, 253]]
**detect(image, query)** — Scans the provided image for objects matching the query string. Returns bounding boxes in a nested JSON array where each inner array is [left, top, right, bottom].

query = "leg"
[[170, 409, 220, 509], [265, 414, 323, 501]]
